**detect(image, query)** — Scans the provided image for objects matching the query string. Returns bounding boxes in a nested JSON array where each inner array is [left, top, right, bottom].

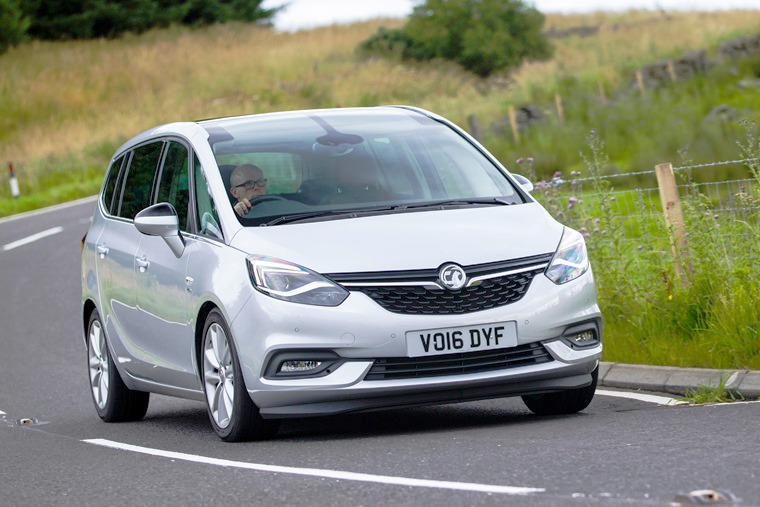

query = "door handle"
[[97, 244, 109, 258], [136, 256, 150, 273]]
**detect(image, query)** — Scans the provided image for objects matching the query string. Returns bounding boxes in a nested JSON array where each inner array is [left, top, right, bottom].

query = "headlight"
[[247, 255, 349, 306], [545, 228, 590, 285]]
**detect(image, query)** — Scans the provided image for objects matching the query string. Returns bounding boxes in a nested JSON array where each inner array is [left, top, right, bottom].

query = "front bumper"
[[230, 270, 602, 418]]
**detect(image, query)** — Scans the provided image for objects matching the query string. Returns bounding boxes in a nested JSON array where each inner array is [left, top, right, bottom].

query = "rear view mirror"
[[134, 203, 185, 257], [511, 173, 534, 193]]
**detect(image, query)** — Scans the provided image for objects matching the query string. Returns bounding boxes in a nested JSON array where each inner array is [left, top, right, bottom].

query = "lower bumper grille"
[[364, 342, 553, 381]]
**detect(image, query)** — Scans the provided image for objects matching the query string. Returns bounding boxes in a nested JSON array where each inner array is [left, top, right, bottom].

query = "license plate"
[[406, 321, 518, 357]]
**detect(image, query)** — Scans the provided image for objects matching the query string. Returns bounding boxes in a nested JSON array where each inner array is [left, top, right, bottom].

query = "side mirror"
[[512, 173, 534, 193], [134, 203, 185, 257]]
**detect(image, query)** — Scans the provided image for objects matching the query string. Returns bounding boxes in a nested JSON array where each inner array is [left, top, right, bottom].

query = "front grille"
[[364, 342, 553, 380], [355, 269, 542, 314], [327, 253, 553, 315]]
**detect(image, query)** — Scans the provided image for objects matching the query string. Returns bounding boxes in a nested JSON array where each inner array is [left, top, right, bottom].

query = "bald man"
[[229, 163, 267, 216]]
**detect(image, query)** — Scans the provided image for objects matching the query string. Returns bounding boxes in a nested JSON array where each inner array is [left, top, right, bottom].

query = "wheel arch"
[[194, 301, 220, 376], [82, 299, 98, 348]]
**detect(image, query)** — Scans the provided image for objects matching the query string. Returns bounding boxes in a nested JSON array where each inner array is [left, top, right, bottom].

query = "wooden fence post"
[[655, 162, 690, 285], [467, 114, 480, 142], [597, 81, 607, 105], [554, 93, 564, 125], [667, 60, 677, 82], [508, 105, 520, 144], [635, 69, 645, 95]]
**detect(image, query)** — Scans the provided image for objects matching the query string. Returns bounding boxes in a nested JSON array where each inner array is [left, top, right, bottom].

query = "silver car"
[[81, 106, 602, 441]]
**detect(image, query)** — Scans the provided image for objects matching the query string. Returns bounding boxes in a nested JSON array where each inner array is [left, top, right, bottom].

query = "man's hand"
[[234, 198, 252, 217]]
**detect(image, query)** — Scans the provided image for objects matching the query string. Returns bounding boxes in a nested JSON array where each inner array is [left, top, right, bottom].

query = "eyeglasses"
[[235, 178, 267, 190]]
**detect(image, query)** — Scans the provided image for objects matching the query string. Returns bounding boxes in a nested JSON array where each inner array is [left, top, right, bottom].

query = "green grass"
[[677, 376, 745, 404]]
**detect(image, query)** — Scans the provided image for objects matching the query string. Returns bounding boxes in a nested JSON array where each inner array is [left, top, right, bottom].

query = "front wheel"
[[521, 366, 598, 416], [201, 309, 279, 442], [87, 309, 149, 422]]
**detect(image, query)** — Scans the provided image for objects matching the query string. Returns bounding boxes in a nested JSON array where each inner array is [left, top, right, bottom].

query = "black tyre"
[[201, 309, 279, 442], [87, 309, 150, 422], [522, 366, 598, 416]]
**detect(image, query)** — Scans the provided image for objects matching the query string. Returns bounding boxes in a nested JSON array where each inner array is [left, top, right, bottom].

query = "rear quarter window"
[[101, 154, 126, 215]]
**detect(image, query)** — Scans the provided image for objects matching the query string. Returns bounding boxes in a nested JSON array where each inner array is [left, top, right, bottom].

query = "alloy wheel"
[[88, 319, 109, 410], [203, 322, 235, 429]]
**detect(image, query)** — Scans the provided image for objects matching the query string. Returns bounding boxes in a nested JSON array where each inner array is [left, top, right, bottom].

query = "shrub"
[[359, 0, 553, 77]]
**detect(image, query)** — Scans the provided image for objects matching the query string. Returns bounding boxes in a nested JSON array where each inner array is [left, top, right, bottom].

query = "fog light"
[[280, 360, 323, 373], [568, 330, 597, 347], [265, 351, 343, 379]]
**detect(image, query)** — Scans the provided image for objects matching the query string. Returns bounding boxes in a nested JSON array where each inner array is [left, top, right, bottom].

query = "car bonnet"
[[228, 203, 564, 274]]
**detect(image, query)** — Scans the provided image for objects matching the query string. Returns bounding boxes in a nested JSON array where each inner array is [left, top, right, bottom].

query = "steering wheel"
[[249, 195, 287, 206]]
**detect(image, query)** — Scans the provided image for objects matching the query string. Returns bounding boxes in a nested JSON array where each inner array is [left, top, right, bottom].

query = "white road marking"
[[596, 389, 687, 406], [2, 226, 64, 251], [0, 195, 97, 225], [83, 438, 544, 495], [0, 409, 5, 415]]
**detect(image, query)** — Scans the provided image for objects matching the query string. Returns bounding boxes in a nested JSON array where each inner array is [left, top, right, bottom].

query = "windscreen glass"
[[202, 109, 521, 226]]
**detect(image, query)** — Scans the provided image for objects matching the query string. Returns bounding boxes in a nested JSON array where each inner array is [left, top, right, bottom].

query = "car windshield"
[[201, 108, 523, 226]]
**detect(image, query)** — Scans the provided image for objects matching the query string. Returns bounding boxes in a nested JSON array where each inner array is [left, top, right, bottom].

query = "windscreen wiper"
[[262, 198, 514, 226], [262, 208, 387, 226], [394, 197, 516, 210]]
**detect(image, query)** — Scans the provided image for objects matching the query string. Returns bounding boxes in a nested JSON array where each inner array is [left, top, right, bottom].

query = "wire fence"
[[533, 159, 760, 265]]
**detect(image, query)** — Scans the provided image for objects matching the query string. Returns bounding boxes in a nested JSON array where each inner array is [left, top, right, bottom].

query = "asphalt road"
[[1, 198, 758, 506]]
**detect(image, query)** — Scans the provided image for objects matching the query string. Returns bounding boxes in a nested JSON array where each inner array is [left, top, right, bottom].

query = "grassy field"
[[1, 10, 759, 368]]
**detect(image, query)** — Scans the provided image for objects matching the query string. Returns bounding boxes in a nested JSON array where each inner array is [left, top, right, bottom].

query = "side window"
[[101, 154, 125, 215], [119, 142, 163, 220], [194, 154, 223, 240], [156, 141, 190, 231]]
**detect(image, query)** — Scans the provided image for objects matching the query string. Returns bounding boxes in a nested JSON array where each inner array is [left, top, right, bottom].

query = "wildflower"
[[569, 197, 578, 204], [594, 218, 601, 223], [583, 233, 590, 238], [527, 157, 534, 163], [637, 245, 643, 251], [668, 295, 673, 300], [579, 227, 587, 233], [713, 214, 719, 219], [594, 227, 600, 233], [545, 191, 550, 196], [553, 171, 562, 179], [516, 158, 524, 165]]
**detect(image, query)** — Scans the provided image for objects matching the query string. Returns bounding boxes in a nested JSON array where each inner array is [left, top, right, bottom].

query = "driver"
[[229, 163, 267, 216]]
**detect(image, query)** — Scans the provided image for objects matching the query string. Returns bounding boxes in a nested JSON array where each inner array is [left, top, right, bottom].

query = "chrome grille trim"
[[467, 263, 549, 287]]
